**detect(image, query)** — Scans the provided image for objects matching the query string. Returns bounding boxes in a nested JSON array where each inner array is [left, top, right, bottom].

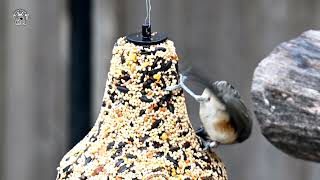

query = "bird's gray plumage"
[[211, 81, 252, 142]]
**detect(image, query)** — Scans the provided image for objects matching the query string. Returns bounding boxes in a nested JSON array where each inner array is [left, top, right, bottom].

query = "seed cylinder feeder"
[[56, 2, 228, 179]]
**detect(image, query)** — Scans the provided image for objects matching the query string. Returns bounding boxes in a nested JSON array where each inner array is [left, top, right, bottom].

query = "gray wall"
[[0, 1, 7, 180], [1, 0, 320, 180], [1, 0, 68, 179]]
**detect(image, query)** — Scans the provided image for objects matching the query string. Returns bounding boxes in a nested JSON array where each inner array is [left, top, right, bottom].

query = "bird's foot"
[[165, 84, 181, 91], [208, 140, 219, 149], [165, 74, 187, 91], [199, 139, 220, 151], [179, 74, 188, 83], [196, 127, 217, 151]]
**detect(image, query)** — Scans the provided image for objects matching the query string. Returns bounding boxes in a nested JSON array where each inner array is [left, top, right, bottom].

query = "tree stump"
[[251, 30, 320, 162]]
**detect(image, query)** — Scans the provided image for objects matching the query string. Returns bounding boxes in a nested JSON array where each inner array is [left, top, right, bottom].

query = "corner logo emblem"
[[13, 9, 29, 26]]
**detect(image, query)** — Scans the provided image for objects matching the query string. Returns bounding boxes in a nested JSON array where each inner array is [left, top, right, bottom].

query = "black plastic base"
[[127, 32, 167, 45]]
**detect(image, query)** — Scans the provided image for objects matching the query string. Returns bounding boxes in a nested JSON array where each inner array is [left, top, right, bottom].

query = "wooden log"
[[251, 30, 320, 162]]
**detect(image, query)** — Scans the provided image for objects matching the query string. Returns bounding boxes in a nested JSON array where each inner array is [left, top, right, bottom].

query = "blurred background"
[[1, 0, 320, 179]]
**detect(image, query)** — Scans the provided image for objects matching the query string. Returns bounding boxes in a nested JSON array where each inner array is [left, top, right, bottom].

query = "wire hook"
[[126, 0, 167, 45], [144, 0, 151, 26]]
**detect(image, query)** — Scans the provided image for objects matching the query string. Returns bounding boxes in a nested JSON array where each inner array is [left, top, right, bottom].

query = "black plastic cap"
[[127, 24, 167, 45]]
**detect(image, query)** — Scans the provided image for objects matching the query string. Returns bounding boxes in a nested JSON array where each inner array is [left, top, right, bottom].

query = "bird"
[[166, 74, 252, 150]]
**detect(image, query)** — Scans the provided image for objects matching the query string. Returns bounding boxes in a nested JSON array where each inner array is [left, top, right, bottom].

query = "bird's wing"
[[211, 81, 252, 143]]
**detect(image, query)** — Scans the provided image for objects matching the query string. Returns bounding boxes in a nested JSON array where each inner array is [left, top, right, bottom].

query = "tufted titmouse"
[[166, 74, 252, 150]]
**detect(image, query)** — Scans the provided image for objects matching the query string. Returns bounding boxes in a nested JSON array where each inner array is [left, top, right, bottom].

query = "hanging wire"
[[144, 0, 151, 26]]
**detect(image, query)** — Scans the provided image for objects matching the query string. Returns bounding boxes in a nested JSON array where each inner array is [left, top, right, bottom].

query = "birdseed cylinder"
[[56, 37, 228, 180]]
